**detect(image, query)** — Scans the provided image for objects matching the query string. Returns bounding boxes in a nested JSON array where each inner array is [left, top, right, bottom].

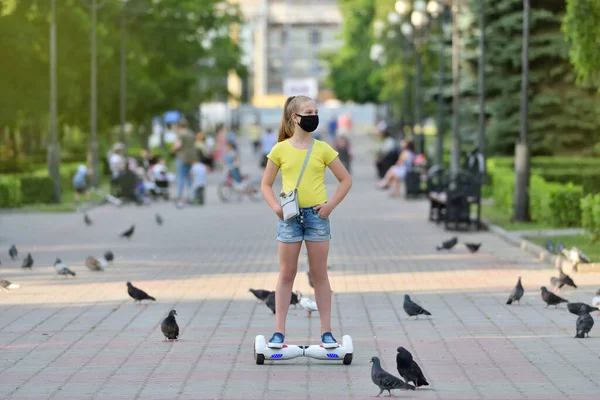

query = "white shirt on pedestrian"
[[190, 162, 207, 189], [261, 132, 277, 155]]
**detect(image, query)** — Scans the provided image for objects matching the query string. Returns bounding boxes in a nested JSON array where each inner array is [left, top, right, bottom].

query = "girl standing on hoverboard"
[[261, 96, 352, 349]]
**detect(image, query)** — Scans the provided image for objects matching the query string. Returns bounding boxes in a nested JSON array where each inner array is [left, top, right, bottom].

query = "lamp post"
[[120, 0, 129, 155], [48, 0, 61, 203]]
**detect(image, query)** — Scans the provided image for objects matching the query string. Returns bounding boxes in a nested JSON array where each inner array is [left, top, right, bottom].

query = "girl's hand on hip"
[[313, 203, 332, 219], [273, 205, 284, 220]]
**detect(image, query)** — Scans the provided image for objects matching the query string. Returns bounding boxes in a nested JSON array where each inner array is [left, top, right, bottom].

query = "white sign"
[[283, 78, 318, 99]]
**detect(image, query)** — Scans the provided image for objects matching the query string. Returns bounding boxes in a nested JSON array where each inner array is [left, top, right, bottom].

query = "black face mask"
[[295, 114, 319, 133]]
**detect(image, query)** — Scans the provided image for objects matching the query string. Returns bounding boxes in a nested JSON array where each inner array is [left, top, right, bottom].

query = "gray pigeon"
[[575, 305, 594, 338], [403, 295, 431, 318], [54, 258, 76, 277], [22, 253, 33, 269], [161, 310, 179, 341], [550, 276, 561, 288], [568, 302, 599, 316], [437, 237, 458, 251], [127, 282, 156, 303], [545, 239, 555, 254], [120, 225, 135, 239], [84, 213, 92, 226], [371, 356, 415, 396], [307, 270, 314, 289], [9, 245, 17, 260], [155, 213, 163, 226], [506, 277, 524, 305], [396, 347, 429, 388], [265, 291, 276, 314], [556, 240, 566, 254], [249, 288, 272, 302], [465, 242, 481, 253], [557, 267, 577, 289], [104, 250, 114, 263], [0, 279, 20, 293], [540, 286, 568, 308]]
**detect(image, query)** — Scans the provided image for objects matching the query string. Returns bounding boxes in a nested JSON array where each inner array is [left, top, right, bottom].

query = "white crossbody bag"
[[279, 139, 315, 221]]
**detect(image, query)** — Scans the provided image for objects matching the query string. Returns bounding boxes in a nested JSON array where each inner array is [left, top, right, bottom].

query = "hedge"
[[486, 162, 584, 227], [18, 176, 54, 205], [581, 194, 600, 242], [0, 177, 21, 208]]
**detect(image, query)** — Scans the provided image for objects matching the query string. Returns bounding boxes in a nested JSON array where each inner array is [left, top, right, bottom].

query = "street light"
[[48, 0, 61, 203], [120, 0, 129, 155]]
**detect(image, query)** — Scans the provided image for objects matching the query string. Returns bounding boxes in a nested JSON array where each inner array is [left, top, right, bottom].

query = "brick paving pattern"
[[1, 135, 600, 400]]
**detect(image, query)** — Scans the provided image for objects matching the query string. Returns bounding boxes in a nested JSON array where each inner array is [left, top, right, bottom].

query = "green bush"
[[19, 176, 54, 205], [0, 177, 21, 208], [534, 169, 600, 193], [581, 194, 600, 241]]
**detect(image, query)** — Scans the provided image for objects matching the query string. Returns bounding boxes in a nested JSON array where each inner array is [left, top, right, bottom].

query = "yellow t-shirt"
[[267, 139, 339, 208]]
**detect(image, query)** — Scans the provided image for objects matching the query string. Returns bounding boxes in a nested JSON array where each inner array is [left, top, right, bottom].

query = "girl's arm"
[[314, 157, 352, 218], [261, 160, 283, 219]]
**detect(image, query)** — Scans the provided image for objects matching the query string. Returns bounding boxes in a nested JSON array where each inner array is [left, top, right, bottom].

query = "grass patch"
[[527, 234, 600, 263], [481, 204, 549, 232]]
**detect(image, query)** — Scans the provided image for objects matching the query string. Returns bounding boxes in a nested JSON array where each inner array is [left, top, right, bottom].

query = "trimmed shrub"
[[0, 177, 21, 208], [581, 194, 600, 241], [19, 176, 54, 204]]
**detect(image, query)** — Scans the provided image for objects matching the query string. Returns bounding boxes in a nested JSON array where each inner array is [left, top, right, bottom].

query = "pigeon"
[[557, 267, 577, 289], [465, 242, 481, 253], [545, 239, 555, 254], [0, 279, 20, 293], [540, 286, 568, 308], [104, 250, 114, 263], [85, 256, 106, 271], [556, 240, 566, 254], [563, 247, 590, 268], [22, 253, 33, 269], [127, 282, 156, 303], [436, 237, 458, 251], [120, 225, 135, 239], [370, 356, 415, 397], [396, 347, 429, 389], [550, 276, 561, 289], [575, 304, 594, 338], [592, 289, 600, 309], [307, 270, 314, 289], [161, 310, 179, 341], [265, 291, 276, 314], [567, 302, 599, 316], [249, 288, 272, 302], [84, 213, 92, 226], [54, 258, 76, 277], [9, 245, 17, 260], [290, 291, 301, 308], [155, 213, 163, 226], [299, 296, 318, 317], [506, 277, 524, 305], [403, 294, 431, 318]]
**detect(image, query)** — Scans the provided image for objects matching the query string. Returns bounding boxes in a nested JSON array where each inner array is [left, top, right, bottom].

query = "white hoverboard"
[[253, 335, 353, 365]]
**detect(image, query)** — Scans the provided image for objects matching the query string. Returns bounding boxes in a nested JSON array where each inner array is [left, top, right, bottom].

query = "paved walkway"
[[1, 134, 600, 400]]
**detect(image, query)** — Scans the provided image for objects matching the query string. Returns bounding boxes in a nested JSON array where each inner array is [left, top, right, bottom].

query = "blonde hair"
[[278, 95, 313, 142]]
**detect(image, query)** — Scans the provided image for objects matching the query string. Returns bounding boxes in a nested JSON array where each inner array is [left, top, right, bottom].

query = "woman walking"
[[261, 95, 352, 349]]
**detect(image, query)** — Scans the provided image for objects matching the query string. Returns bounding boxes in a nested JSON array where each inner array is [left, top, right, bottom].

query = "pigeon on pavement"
[[540, 286, 568, 308], [396, 347, 429, 389], [465, 242, 481, 253], [575, 305, 594, 338], [436, 237, 458, 251], [556, 240, 566, 254], [265, 291, 276, 314], [545, 239, 556, 254], [557, 267, 577, 289], [563, 247, 590, 268], [127, 282, 156, 303], [290, 291, 301, 308], [85, 256, 106, 271], [506, 277, 524, 305], [161, 310, 179, 341], [593, 289, 600, 309], [371, 356, 415, 397], [9, 245, 18, 260], [403, 295, 431, 318], [300, 296, 318, 317], [22, 253, 33, 269], [0, 280, 20, 293], [104, 250, 114, 263], [567, 302, 599, 316], [54, 258, 76, 277], [84, 213, 92, 226], [249, 289, 272, 302], [307, 270, 314, 289], [155, 213, 163, 226], [550, 276, 561, 289], [120, 225, 135, 239]]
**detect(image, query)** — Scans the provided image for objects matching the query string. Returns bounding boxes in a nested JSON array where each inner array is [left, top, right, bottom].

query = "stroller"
[[146, 162, 171, 200]]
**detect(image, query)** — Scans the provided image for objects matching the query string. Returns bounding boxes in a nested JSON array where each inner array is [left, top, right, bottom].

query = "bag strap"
[[295, 139, 315, 189]]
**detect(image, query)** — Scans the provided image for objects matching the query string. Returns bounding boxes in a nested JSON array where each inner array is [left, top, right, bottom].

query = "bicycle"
[[218, 170, 263, 203]]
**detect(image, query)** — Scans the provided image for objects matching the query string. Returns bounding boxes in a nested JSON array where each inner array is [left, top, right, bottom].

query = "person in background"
[[223, 140, 242, 186], [195, 131, 214, 168], [335, 135, 352, 174], [108, 142, 126, 180], [190, 157, 209, 205], [328, 115, 338, 143], [249, 121, 261, 156], [377, 139, 416, 196], [375, 130, 399, 180], [170, 119, 197, 207], [214, 124, 227, 170], [260, 127, 277, 168], [72, 164, 91, 204]]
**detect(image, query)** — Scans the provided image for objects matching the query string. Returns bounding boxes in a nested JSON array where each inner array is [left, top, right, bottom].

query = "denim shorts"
[[277, 207, 331, 243]]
